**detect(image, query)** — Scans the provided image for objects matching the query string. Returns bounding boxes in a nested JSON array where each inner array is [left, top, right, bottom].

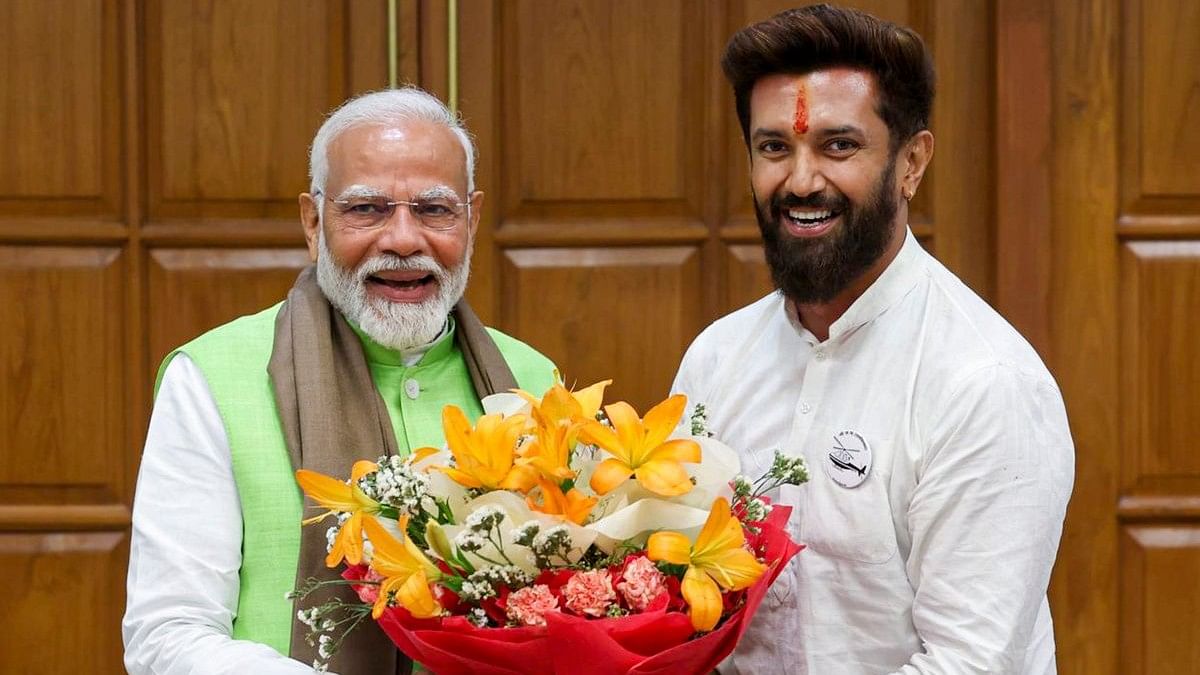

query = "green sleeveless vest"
[[156, 303, 556, 653]]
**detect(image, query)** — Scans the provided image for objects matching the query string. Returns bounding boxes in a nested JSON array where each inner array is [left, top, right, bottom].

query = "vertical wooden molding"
[[995, 0, 1053, 357], [447, 0, 459, 112], [388, 0, 398, 88]]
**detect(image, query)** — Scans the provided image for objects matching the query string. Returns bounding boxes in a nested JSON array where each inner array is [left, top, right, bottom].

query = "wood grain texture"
[[0, 246, 126, 505], [145, 0, 342, 217], [145, 248, 311, 372], [723, 244, 773, 315], [0, 532, 126, 674], [1045, 0, 1121, 672], [0, 0, 120, 215], [500, 246, 702, 412], [1120, 527, 1200, 675], [1120, 242, 1200, 491]]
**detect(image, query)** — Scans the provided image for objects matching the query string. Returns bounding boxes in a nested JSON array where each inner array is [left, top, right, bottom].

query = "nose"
[[373, 204, 429, 257], [783, 148, 827, 199]]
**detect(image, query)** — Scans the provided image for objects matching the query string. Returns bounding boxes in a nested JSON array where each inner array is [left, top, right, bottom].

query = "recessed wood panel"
[[1120, 526, 1200, 675], [0, 247, 124, 504], [500, 0, 702, 215], [146, 0, 344, 217], [1134, 0, 1200, 199], [724, 243, 774, 314], [0, 0, 118, 210], [146, 248, 311, 371], [0, 532, 126, 673], [501, 247, 701, 411], [1120, 242, 1200, 490]]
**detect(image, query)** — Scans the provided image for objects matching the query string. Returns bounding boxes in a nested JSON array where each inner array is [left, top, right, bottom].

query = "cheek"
[[750, 161, 787, 197], [324, 231, 371, 270], [429, 233, 470, 268]]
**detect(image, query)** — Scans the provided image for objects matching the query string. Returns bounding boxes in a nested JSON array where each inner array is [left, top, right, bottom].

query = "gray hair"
[[307, 87, 477, 200]]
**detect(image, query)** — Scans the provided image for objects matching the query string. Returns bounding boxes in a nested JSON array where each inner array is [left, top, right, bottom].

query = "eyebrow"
[[333, 184, 388, 201], [414, 185, 462, 202]]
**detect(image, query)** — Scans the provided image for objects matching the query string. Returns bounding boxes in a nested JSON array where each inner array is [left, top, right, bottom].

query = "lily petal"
[[682, 566, 723, 632], [703, 546, 767, 590], [295, 470, 356, 511], [589, 457, 636, 495], [642, 394, 688, 450], [647, 531, 693, 566], [604, 402, 644, 458], [572, 379, 612, 419], [645, 438, 702, 464], [396, 569, 441, 618], [634, 458, 695, 496], [350, 460, 378, 482]]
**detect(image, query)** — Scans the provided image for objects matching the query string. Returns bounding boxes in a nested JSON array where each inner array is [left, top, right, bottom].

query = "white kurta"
[[672, 231, 1074, 674]]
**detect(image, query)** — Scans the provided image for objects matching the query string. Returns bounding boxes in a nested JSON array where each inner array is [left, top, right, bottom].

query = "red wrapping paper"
[[376, 505, 803, 675]]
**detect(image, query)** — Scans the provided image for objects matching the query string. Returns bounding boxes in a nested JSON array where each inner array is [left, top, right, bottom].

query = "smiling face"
[[298, 119, 482, 350], [749, 68, 920, 305]]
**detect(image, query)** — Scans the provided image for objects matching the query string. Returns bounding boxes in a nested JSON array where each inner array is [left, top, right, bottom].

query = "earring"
[[902, 188, 913, 201]]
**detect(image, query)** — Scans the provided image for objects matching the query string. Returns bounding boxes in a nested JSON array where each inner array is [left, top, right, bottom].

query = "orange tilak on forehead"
[[793, 84, 809, 135]]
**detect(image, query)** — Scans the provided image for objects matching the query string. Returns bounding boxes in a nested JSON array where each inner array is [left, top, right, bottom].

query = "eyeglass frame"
[[313, 189, 473, 232]]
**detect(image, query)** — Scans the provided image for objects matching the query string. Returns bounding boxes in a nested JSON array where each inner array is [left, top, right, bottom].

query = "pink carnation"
[[617, 556, 668, 611], [506, 584, 560, 627], [563, 569, 617, 617]]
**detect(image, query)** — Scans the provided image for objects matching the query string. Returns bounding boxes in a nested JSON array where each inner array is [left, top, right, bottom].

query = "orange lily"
[[526, 477, 598, 525], [361, 516, 444, 619], [295, 460, 380, 567], [431, 406, 538, 492], [580, 395, 701, 497], [514, 379, 611, 427], [647, 497, 767, 632]]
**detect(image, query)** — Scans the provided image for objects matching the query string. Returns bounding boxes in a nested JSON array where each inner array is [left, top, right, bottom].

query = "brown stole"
[[267, 266, 517, 674]]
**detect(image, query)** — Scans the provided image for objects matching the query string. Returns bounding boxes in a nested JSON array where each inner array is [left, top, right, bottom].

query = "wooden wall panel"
[[1120, 242, 1200, 492], [0, 0, 120, 216], [1120, 527, 1200, 675], [723, 244, 773, 314], [1129, 0, 1200, 199], [0, 247, 125, 505], [501, 247, 702, 411], [1120, 0, 1200, 226], [146, 248, 311, 369], [496, 0, 704, 227], [145, 0, 345, 220], [0, 532, 126, 674]]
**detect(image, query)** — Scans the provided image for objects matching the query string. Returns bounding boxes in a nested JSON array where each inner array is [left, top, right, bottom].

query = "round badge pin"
[[823, 430, 872, 488]]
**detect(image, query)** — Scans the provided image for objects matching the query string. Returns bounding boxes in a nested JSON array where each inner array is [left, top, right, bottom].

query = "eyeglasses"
[[318, 192, 471, 231]]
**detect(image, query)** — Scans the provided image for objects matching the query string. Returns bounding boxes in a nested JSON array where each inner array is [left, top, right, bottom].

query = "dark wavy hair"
[[722, 4, 935, 151]]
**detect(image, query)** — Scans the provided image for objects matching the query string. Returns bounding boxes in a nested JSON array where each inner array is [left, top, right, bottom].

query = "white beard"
[[316, 229, 471, 351]]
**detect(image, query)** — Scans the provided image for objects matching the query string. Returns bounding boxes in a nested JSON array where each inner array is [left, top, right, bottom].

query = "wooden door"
[[0, 1, 393, 672], [997, 0, 1200, 672], [453, 0, 992, 412]]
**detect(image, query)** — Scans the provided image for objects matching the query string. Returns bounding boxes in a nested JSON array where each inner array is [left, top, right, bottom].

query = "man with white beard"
[[123, 88, 556, 675]]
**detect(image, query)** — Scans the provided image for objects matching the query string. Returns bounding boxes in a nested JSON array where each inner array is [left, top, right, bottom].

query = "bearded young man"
[[123, 88, 556, 674], [672, 5, 1074, 674]]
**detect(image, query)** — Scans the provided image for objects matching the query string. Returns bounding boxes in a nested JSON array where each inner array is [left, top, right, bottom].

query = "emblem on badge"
[[824, 430, 872, 488]]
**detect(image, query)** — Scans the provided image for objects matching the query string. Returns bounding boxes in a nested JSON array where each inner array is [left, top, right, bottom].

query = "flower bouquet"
[[292, 380, 807, 674]]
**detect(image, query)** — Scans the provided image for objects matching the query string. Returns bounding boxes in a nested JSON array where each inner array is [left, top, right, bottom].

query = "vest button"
[[404, 378, 420, 400]]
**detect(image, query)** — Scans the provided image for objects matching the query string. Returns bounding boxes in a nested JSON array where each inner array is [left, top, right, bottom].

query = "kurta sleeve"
[[123, 355, 321, 675], [892, 364, 1074, 674]]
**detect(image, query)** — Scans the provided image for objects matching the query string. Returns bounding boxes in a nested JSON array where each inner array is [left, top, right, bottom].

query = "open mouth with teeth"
[[784, 207, 842, 231], [366, 272, 438, 301]]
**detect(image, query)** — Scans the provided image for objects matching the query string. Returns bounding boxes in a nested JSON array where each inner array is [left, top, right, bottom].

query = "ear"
[[467, 190, 484, 241], [900, 130, 934, 201], [299, 193, 321, 262]]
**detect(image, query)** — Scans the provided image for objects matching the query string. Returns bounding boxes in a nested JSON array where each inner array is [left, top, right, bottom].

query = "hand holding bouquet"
[[292, 380, 808, 674]]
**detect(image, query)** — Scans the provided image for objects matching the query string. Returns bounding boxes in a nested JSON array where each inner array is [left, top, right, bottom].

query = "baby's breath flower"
[[511, 521, 540, 547], [769, 450, 809, 485], [731, 475, 753, 498], [454, 530, 487, 553], [465, 506, 505, 533]]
